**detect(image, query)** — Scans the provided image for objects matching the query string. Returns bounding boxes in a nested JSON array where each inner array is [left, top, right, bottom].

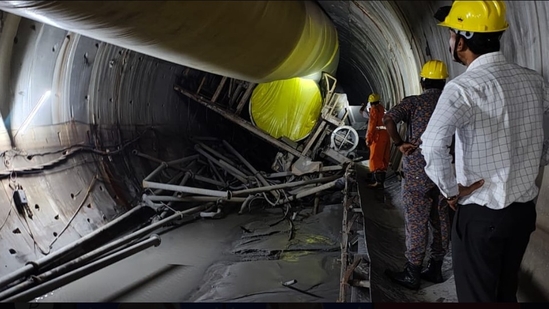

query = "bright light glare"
[[15, 90, 51, 137]]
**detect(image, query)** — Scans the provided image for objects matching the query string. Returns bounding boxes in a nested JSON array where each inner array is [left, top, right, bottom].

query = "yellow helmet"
[[420, 60, 449, 80], [438, 0, 509, 34], [368, 93, 380, 103]]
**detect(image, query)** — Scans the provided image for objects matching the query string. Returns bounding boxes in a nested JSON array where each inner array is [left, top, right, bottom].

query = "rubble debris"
[[136, 139, 346, 221]]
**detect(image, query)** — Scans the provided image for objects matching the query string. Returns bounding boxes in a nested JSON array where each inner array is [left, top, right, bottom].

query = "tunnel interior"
[[0, 0, 548, 302]]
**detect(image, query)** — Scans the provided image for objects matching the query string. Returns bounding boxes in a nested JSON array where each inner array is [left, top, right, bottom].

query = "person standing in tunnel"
[[422, 0, 549, 302], [382, 60, 450, 290], [365, 93, 390, 188]]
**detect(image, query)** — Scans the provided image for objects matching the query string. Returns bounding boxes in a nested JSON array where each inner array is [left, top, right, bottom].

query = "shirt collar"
[[466, 51, 506, 72], [422, 88, 442, 95]]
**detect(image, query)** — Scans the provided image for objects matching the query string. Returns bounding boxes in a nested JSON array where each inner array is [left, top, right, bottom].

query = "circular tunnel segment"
[[1, 0, 549, 303], [0, 17, 261, 271], [0, 0, 432, 302], [319, 1, 424, 173]]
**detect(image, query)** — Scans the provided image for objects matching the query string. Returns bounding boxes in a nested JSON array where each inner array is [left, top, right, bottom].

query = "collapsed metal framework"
[[173, 71, 355, 168], [172, 70, 371, 302], [0, 69, 370, 302]]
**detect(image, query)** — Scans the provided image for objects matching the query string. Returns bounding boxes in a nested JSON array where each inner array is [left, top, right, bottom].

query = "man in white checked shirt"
[[421, 0, 549, 303]]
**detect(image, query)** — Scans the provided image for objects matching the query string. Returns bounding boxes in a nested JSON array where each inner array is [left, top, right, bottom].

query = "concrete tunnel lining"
[[0, 0, 548, 302]]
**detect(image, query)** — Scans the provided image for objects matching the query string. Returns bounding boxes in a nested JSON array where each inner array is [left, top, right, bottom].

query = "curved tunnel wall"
[[320, 0, 549, 301], [1, 0, 549, 301]]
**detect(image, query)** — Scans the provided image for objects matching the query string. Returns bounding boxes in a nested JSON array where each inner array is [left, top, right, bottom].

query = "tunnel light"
[[15, 90, 51, 138]]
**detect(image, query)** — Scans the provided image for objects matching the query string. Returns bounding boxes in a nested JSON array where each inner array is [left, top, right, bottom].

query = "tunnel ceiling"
[[317, 0, 426, 107], [1, 0, 549, 301]]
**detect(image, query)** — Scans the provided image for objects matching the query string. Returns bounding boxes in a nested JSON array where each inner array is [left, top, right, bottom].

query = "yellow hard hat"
[[420, 60, 449, 80], [438, 0, 509, 33], [368, 93, 380, 103]]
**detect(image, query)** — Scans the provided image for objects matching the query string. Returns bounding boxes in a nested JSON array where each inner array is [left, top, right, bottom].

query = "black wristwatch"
[[394, 141, 404, 147], [446, 195, 459, 201]]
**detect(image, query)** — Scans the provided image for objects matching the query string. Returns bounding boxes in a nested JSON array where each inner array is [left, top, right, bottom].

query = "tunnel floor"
[[31, 168, 458, 303], [358, 171, 457, 302], [33, 204, 342, 302]]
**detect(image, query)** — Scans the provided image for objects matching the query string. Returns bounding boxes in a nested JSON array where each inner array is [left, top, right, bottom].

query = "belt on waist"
[[376, 126, 386, 130]]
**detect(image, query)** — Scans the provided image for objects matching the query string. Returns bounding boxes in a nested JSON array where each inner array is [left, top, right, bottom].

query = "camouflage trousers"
[[402, 178, 450, 266]]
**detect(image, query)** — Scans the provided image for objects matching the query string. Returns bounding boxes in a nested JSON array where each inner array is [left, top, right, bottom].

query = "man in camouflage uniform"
[[382, 60, 451, 289]]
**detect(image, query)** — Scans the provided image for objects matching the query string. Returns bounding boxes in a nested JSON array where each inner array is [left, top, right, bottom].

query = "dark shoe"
[[374, 171, 386, 184], [366, 172, 386, 189], [385, 262, 422, 290], [366, 182, 383, 189], [421, 258, 444, 283]]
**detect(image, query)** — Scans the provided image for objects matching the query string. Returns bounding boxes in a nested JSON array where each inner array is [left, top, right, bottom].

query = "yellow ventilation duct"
[[0, 1, 339, 141], [250, 78, 323, 141], [0, 1, 338, 83]]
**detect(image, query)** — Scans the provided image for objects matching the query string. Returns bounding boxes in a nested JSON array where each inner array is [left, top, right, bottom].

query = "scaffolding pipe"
[[133, 150, 199, 169], [193, 174, 226, 188], [143, 180, 230, 198], [143, 162, 168, 182], [3, 235, 162, 303], [0, 205, 146, 290], [0, 231, 163, 301], [195, 146, 248, 183], [221, 140, 274, 193], [133, 150, 163, 164], [239, 194, 264, 214], [176, 86, 305, 158], [3, 202, 209, 300], [166, 172, 193, 207], [218, 160, 249, 182], [200, 207, 223, 218], [196, 142, 238, 167], [147, 195, 246, 203], [232, 175, 339, 196], [133, 150, 225, 187], [153, 171, 185, 195], [275, 179, 338, 206], [265, 165, 343, 178], [166, 155, 200, 166], [206, 158, 225, 184]]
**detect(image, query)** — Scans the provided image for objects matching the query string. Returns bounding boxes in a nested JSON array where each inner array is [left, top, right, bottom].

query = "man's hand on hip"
[[448, 179, 485, 211]]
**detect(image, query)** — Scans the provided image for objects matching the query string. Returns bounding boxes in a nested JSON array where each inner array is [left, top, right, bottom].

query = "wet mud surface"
[[34, 166, 458, 303], [35, 204, 342, 302]]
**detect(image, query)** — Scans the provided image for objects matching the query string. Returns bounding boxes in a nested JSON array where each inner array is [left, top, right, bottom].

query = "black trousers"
[[452, 200, 537, 302]]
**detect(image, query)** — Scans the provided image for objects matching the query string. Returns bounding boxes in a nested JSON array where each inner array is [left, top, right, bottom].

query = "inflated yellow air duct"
[[0, 1, 338, 83], [0, 1, 339, 141], [250, 78, 322, 141]]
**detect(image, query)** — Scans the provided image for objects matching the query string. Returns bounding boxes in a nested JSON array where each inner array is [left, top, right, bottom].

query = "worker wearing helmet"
[[365, 93, 390, 188], [382, 60, 451, 290], [422, 0, 549, 302]]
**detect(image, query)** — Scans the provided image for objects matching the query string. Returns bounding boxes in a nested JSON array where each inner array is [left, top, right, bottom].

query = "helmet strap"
[[451, 32, 465, 66], [454, 29, 474, 40]]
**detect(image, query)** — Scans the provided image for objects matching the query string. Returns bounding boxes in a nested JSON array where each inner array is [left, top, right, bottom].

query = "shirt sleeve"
[[366, 106, 379, 143], [421, 82, 472, 198], [386, 97, 413, 124], [540, 78, 549, 166]]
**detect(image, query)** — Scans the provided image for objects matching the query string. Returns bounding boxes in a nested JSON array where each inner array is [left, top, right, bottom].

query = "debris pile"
[[135, 137, 347, 221]]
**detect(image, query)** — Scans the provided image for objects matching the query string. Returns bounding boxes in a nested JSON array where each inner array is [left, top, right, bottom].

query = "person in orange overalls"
[[365, 93, 390, 188]]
